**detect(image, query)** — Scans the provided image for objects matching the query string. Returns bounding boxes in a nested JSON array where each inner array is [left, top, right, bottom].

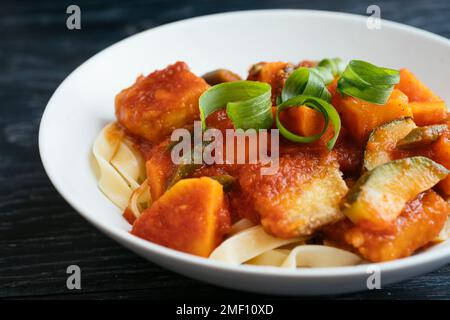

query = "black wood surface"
[[1, 0, 449, 300]]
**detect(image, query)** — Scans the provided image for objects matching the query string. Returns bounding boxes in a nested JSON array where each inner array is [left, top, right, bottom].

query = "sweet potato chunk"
[[410, 101, 448, 126], [433, 133, 450, 195], [395, 69, 447, 125], [247, 61, 294, 104], [115, 61, 209, 143], [231, 152, 347, 238], [145, 140, 176, 201], [337, 89, 412, 144], [324, 191, 449, 262], [131, 177, 231, 257], [279, 106, 325, 137], [396, 68, 442, 103]]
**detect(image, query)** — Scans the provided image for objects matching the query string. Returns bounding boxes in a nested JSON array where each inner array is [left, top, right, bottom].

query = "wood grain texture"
[[1, 0, 449, 300]]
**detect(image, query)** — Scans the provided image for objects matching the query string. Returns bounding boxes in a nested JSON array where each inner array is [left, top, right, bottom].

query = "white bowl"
[[39, 9, 450, 295]]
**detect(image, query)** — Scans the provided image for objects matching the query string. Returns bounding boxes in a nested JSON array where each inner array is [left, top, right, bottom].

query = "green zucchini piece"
[[397, 124, 448, 149], [342, 156, 449, 230], [363, 117, 416, 171]]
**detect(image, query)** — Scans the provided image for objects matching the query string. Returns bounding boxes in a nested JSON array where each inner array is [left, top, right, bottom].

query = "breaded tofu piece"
[[231, 152, 348, 238], [115, 61, 209, 143], [323, 190, 449, 262], [131, 177, 231, 257]]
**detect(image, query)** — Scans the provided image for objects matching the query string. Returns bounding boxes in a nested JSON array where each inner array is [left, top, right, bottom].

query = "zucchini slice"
[[342, 156, 449, 231], [363, 117, 416, 171], [397, 124, 448, 149]]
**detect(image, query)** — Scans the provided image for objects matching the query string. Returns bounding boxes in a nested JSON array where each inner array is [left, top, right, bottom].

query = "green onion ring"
[[317, 58, 345, 78], [199, 81, 273, 130], [281, 67, 331, 103], [276, 95, 341, 150], [337, 60, 400, 105]]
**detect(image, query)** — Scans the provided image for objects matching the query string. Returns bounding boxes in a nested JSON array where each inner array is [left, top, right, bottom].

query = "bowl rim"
[[39, 9, 450, 279]]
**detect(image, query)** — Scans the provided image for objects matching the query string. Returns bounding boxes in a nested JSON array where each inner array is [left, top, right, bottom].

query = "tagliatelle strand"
[[93, 123, 144, 210], [228, 219, 255, 236], [209, 225, 302, 264], [246, 249, 291, 267], [127, 179, 151, 220], [280, 245, 362, 268], [110, 139, 145, 190]]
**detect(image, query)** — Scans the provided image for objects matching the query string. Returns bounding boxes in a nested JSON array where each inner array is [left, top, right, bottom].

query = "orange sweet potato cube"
[[145, 141, 176, 201], [433, 134, 450, 195], [395, 68, 447, 125], [410, 101, 448, 126], [396, 68, 442, 103], [131, 177, 231, 257], [338, 89, 412, 144], [279, 106, 325, 137]]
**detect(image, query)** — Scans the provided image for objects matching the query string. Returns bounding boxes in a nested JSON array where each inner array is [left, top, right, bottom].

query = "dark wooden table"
[[1, 0, 449, 300]]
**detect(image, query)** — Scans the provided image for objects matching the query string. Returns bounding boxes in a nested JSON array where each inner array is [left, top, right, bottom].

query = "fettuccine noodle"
[[209, 224, 302, 265], [93, 123, 145, 210], [211, 220, 361, 268]]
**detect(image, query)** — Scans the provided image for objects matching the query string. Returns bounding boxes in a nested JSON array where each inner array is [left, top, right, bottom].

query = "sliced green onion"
[[337, 60, 400, 105], [281, 67, 331, 103], [314, 66, 334, 85], [317, 58, 345, 78], [280, 58, 344, 103], [276, 95, 341, 150], [199, 81, 273, 130]]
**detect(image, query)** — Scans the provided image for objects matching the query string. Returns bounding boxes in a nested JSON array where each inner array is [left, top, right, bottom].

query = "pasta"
[[211, 220, 361, 268], [126, 179, 151, 221], [93, 123, 145, 210], [209, 224, 302, 265]]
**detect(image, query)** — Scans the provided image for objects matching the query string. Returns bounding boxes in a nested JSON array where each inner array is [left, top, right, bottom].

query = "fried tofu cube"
[[115, 61, 209, 143], [232, 153, 348, 238], [131, 177, 231, 257], [324, 191, 449, 262]]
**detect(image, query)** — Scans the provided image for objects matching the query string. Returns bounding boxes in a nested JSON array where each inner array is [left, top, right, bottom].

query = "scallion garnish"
[[317, 58, 345, 78], [199, 81, 273, 130], [281, 67, 331, 102], [337, 60, 400, 105], [280, 58, 344, 103], [275, 95, 341, 150]]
